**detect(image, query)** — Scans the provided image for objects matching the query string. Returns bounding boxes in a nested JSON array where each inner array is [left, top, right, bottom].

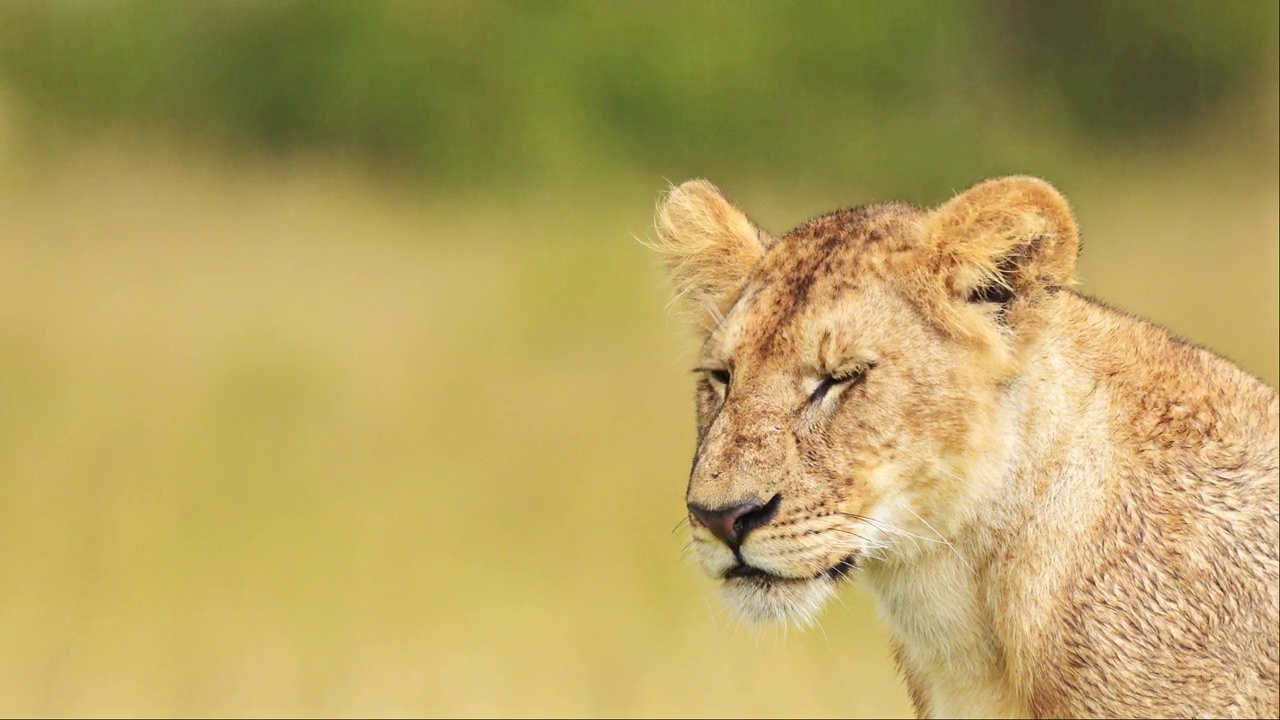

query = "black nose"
[[687, 494, 780, 551]]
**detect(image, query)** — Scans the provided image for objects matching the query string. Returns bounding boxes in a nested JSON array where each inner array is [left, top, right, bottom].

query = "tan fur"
[[654, 180, 774, 332], [653, 177, 1280, 719]]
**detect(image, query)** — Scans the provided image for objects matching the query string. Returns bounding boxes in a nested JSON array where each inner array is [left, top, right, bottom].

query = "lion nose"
[[687, 494, 780, 551]]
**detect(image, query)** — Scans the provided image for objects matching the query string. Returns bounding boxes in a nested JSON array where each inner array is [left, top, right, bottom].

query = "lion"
[[651, 176, 1279, 718]]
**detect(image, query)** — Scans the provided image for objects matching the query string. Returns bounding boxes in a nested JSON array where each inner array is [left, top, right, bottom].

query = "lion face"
[[654, 178, 1079, 623]]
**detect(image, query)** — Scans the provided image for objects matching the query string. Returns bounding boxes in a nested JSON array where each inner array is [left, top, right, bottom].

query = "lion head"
[[653, 177, 1080, 623]]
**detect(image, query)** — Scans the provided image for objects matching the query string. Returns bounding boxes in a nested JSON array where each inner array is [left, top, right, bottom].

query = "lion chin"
[[719, 574, 839, 626]]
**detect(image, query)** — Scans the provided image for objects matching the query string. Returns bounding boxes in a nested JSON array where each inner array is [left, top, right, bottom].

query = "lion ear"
[[928, 176, 1079, 323], [654, 180, 773, 332]]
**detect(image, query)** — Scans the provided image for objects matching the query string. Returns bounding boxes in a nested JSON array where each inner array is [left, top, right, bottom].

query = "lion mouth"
[[723, 554, 858, 583], [715, 554, 857, 623], [724, 563, 772, 580], [824, 555, 858, 580]]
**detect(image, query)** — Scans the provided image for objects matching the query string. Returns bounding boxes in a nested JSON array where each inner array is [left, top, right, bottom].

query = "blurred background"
[[0, 1, 1275, 717]]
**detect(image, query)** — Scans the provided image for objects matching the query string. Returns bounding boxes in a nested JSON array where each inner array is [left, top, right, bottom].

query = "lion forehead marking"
[[729, 205, 921, 356]]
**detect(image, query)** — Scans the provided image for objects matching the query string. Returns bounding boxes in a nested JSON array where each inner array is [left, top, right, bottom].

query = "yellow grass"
[[0, 144, 1274, 717]]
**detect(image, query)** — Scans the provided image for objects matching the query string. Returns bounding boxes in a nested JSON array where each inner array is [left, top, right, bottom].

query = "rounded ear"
[[921, 176, 1080, 342], [653, 179, 773, 332], [930, 176, 1079, 303]]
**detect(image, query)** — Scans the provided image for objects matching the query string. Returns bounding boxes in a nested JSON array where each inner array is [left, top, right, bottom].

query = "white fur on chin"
[[719, 575, 837, 626]]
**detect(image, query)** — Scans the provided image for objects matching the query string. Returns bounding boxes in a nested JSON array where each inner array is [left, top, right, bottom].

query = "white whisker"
[[902, 504, 975, 575]]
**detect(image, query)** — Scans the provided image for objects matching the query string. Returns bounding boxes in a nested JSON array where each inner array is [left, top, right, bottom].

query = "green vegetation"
[[1, 1, 1276, 193]]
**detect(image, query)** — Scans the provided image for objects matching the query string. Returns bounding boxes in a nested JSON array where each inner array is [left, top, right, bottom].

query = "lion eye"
[[708, 368, 731, 387], [811, 366, 868, 403]]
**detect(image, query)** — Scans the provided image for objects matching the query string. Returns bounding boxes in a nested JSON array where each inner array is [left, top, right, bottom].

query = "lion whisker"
[[902, 504, 975, 575]]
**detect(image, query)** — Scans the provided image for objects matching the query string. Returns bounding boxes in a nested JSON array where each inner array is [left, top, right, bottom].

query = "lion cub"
[[652, 176, 1278, 719]]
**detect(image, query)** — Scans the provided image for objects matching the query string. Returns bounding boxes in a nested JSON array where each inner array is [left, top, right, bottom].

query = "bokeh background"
[[0, 1, 1275, 717]]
